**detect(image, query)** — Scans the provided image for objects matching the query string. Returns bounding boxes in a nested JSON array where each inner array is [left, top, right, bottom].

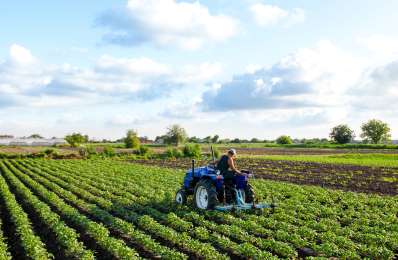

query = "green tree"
[[212, 135, 219, 143], [360, 119, 391, 144], [203, 136, 212, 143], [65, 133, 87, 147], [276, 135, 293, 145], [250, 138, 260, 143], [124, 130, 140, 149], [329, 124, 355, 144], [165, 124, 187, 146], [188, 136, 200, 143], [28, 134, 43, 139], [231, 138, 241, 143]]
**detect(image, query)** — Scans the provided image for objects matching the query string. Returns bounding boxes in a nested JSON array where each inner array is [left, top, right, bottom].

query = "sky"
[[1, 0, 398, 140]]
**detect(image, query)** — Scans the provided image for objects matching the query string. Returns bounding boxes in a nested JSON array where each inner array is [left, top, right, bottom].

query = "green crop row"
[[0, 165, 51, 259], [29, 158, 398, 259], [15, 160, 188, 260], [1, 160, 139, 260], [0, 162, 94, 259], [0, 208, 11, 260], [22, 159, 279, 259], [32, 159, 360, 257], [2, 158, 397, 259], [12, 160, 225, 260]]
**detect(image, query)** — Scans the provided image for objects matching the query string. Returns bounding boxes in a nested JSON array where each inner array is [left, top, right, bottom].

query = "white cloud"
[[357, 34, 398, 63], [175, 62, 223, 84], [250, 3, 305, 27], [0, 45, 51, 95], [202, 41, 364, 111], [9, 44, 35, 64], [348, 60, 398, 112], [0, 44, 223, 108], [245, 64, 262, 74], [360, 35, 398, 55], [95, 55, 171, 76], [97, 0, 238, 50]]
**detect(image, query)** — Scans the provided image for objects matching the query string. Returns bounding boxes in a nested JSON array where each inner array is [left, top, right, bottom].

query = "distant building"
[[0, 138, 67, 146], [392, 140, 398, 144], [0, 135, 14, 139], [139, 137, 153, 144]]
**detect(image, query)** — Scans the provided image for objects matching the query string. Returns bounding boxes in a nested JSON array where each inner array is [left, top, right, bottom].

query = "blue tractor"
[[175, 149, 274, 211]]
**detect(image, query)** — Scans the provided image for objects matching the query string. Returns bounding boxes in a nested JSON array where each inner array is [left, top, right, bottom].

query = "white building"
[[0, 138, 67, 146]]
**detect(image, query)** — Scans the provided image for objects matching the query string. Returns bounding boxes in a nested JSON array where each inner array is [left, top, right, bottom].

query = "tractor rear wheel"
[[175, 189, 187, 205], [244, 184, 255, 203], [194, 179, 218, 210]]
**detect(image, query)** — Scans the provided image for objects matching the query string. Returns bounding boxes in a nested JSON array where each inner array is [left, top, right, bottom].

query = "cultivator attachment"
[[214, 189, 274, 212]]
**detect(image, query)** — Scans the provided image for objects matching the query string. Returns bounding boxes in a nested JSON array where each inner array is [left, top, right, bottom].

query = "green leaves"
[[0, 215, 11, 260], [2, 158, 397, 259], [0, 165, 51, 259]]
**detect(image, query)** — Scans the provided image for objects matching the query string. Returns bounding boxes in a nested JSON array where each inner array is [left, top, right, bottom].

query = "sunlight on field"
[[246, 153, 398, 167]]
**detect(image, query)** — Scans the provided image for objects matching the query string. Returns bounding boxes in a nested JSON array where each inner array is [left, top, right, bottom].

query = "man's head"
[[227, 149, 237, 158]]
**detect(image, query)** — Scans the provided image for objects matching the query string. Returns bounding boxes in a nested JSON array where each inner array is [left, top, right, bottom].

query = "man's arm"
[[228, 157, 241, 174]]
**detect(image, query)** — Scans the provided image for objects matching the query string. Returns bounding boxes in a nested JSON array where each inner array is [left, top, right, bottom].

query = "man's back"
[[216, 154, 229, 173]]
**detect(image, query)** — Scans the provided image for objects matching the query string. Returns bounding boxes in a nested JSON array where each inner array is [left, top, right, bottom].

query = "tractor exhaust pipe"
[[192, 159, 195, 175]]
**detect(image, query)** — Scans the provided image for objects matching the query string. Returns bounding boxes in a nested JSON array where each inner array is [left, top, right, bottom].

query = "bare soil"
[[132, 158, 398, 196]]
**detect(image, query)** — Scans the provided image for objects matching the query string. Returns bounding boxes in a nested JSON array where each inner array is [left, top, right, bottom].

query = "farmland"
[[133, 155, 398, 195], [0, 158, 397, 259]]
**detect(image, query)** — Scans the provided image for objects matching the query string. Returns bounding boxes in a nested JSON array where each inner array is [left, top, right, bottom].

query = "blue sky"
[[1, 0, 398, 140]]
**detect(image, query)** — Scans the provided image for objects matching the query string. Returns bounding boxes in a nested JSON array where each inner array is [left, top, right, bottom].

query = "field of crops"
[[0, 159, 397, 259]]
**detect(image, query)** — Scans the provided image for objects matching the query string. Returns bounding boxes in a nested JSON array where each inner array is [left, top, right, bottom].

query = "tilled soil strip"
[[131, 158, 398, 196]]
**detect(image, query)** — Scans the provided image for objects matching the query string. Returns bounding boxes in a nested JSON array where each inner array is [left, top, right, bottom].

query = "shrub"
[[182, 144, 201, 159], [276, 135, 293, 145], [65, 133, 88, 147], [78, 147, 89, 158], [43, 148, 55, 156], [86, 146, 97, 155], [125, 130, 140, 149], [138, 146, 152, 157], [165, 147, 183, 158], [103, 146, 116, 157]]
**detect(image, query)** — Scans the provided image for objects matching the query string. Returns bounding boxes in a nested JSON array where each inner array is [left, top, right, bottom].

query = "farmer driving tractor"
[[216, 149, 244, 203], [175, 146, 271, 211]]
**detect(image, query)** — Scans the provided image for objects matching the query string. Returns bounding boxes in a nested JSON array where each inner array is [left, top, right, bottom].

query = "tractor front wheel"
[[175, 189, 187, 205], [194, 179, 218, 210]]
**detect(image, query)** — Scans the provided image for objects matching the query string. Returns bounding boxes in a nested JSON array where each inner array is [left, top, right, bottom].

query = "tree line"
[[50, 118, 395, 148], [276, 119, 391, 145]]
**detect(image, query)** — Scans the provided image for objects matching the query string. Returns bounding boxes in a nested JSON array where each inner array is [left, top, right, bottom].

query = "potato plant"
[[0, 158, 396, 259]]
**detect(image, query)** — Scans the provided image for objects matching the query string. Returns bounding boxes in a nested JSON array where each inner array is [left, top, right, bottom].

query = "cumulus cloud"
[[250, 3, 305, 27], [201, 41, 363, 111], [358, 35, 398, 59], [9, 44, 36, 64], [0, 44, 223, 108], [96, 0, 238, 50], [348, 60, 398, 111]]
